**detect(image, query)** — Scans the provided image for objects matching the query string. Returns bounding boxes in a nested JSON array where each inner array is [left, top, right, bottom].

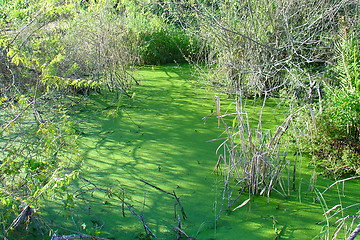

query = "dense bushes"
[[137, 26, 196, 65], [170, 0, 345, 97], [125, 0, 201, 65], [1, 0, 198, 94], [167, 0, 359, 178], [1, 0, 201, 237], [311, 31, 360, 177]]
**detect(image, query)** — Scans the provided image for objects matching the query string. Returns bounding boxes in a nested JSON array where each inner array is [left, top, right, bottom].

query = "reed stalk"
[[213, 96, 302, 212]]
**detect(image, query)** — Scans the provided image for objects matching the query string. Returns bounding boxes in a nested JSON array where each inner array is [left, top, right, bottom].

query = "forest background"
[[0, 0, 359, 239]]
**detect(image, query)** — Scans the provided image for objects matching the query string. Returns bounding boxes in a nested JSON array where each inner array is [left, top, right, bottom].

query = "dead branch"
[[173, 191, 187, 220], [75, 176, 157, 238], [173, 227, 195, 240], [50, 231, 104, 240], [216, 112, 238, 118], [125, 203, 157, 239], [206, 137, 228, 142], [201, 111, 215, 120], [139, 179, 174, 196], [322, 176, 360, 195], [175, 215, 182, 240], [347, 224, 360, 240], [316, 204, 360, 225], [139, 179, 187, 220], [8, 205, 35, 230]]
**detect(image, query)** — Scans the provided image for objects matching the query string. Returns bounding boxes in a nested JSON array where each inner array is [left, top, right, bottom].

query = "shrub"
[[311, 27, 360, 177]]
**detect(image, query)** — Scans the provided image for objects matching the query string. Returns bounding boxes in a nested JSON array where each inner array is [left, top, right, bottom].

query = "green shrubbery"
[[1, 1, 202, 236], [1, 0, 198, 95], [311, 31, 360, 177], [124, 0, 201, 65], [174, 0, 359, 178], [137, 26, 195, 65]]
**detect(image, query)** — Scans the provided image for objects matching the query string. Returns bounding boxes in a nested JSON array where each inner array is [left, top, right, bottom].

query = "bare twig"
[[322, 176, 360, 195], [139, 179, 187, 219], [175, 215, 182, 240], [139, 179, 174, 196], [347, 223, 360, 240], [317, 203, 360, 224], [50, 231, 104, 240], [201, 111, 215, 120], [7, 206, 34, 230], [232, 198, 250, 212], [173, 191, 187, 220], [1, 100, 34, 133], [125, 203, 157, 239], [173, 222, 195, 240]]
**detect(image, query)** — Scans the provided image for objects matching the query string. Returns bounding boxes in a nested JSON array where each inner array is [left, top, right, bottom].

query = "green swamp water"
[[44, 65, 359, 239]]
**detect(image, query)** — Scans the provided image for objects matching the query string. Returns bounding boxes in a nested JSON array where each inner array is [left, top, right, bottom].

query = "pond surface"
[[45, 64, 359, 239]]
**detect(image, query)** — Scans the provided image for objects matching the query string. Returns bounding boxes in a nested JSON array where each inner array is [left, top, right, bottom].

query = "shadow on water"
[[42, 64, 359, 240]]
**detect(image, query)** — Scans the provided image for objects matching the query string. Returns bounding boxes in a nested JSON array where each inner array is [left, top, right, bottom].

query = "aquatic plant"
[[315, 177, 360, 240], [212, 95, 299, 214]]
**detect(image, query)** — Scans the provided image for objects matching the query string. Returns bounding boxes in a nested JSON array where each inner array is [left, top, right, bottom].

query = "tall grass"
[[212, 95, 303, 213], [314, 176, 360, 240]]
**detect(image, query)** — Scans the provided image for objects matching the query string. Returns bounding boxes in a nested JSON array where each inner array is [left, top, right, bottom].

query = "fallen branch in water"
[[173, 215, 195, 240], [125, 202, 157, 239], [173, 190, 187, 220], [75, 176, 156, 237], [201, 111, 215, 120], [50, 231, 103, 240], [139, 179, 187, 219], [232, 198, 250, 212], [175, 214, 182, 240], [139, 179, 173, 196], [347, 224, 360, 240]]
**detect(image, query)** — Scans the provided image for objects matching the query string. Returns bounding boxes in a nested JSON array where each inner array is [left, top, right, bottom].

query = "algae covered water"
[[45, 65, 359, 239]]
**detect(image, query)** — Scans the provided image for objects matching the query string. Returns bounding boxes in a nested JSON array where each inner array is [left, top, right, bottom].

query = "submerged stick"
[[173, 191, 187, 220], [201, 111, 215, 120], [50, 231, 103, 240], [173, 216, 195, 240], [125, 203, 157, 239], [139, 179, 174, 196], [175, 215, 182, 240], [139, 179, 187, 219]]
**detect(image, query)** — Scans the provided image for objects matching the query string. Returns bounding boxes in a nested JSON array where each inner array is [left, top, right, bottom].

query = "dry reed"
[[212, 95, 301, 212]]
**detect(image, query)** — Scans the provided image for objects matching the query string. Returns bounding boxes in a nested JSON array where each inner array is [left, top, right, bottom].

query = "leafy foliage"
[[311, 29, 360, 177], [0, 88, 82, 238]]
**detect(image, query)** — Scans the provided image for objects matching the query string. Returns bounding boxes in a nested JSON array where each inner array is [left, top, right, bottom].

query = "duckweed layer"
[[44, 65, 359, 240]]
